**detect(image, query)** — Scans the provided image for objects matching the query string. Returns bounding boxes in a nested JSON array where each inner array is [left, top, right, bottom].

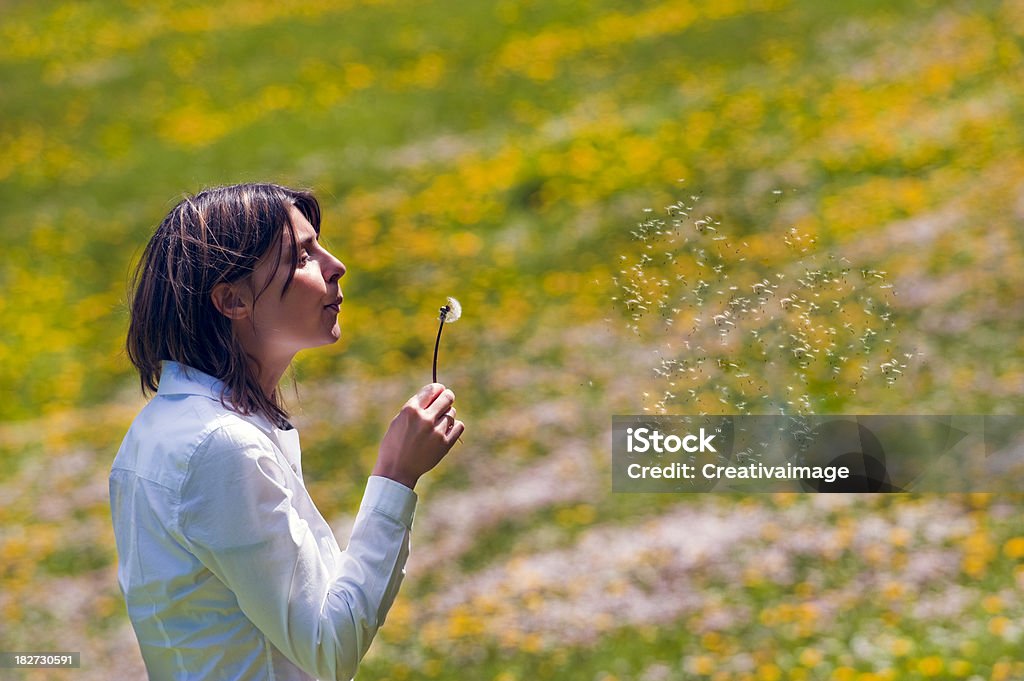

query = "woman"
[[110, 183, 465, 680]]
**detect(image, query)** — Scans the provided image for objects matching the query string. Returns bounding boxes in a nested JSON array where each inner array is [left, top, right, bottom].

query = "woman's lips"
[[325, 304, 340, 313]]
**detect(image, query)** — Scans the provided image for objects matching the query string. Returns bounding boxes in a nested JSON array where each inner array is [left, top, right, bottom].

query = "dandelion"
[[432, 296, 461, 383]]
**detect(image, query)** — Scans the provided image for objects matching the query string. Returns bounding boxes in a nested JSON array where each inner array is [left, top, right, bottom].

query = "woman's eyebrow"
[[283, 234, 318, 253]]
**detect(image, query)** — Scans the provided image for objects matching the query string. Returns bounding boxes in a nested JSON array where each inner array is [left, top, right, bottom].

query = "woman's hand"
[[372, 383, 465, 490]]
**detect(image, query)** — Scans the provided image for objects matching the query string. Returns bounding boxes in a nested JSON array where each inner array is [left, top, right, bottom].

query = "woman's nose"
[[326, 252, 346, 282]]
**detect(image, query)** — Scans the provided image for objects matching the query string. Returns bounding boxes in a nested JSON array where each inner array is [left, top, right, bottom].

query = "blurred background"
[[1, 0, 1023, 678]]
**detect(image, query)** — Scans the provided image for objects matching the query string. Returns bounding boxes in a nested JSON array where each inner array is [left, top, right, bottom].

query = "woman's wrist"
[[371, 462, 419, 490]]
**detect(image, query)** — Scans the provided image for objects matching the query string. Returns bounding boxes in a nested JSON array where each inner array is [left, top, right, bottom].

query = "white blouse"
[[110, 360, 417, 680]]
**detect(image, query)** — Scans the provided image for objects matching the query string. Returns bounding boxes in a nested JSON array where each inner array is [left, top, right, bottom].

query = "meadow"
[[1, 0, 1023, 678]]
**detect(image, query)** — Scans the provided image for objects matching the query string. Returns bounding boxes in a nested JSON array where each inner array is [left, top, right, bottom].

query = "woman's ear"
[[211, 282, 251, 320]]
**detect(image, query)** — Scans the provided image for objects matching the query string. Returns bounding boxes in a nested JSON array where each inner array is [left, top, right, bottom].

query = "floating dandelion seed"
[[612, 192, 909, 414], [432, 296, 461, 383]]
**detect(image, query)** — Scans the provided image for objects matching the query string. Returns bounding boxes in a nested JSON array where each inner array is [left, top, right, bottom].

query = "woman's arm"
[[178, 422, 415, 680]]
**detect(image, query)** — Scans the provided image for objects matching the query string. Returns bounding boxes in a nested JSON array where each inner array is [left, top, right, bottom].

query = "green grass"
[[1, 0, 1023, 678]]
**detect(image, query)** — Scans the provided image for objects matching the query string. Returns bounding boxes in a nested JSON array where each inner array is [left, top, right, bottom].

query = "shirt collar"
[[157, 360, 287, 434]]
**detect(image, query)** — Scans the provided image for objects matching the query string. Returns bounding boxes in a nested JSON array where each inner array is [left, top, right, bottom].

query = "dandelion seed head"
[[441, 296, 462, 323]]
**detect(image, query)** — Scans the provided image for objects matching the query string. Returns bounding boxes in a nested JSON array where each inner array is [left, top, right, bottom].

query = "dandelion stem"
[[432, 305, 449, 383]]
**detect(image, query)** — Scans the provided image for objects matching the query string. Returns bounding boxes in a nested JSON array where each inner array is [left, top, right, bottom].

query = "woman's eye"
[[299, 252, 310, 266]]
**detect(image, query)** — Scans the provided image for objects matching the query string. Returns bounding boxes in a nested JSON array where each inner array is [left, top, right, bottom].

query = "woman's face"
[[243, 205, 347, 362]]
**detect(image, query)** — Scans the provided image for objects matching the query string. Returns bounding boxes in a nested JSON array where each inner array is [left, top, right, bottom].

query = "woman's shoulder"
[[171, 394, 280, 453], [115, 391, 279, 481]]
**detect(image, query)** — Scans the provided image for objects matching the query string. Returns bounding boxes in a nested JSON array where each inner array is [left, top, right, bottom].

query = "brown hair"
[[126, 183, 322, 428]]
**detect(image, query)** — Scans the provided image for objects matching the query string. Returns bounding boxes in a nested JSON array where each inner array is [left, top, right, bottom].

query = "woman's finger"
[[412, 383, 445, 409], [434, 408, 456, 435], [424, 388, 455, 417], [445, 420, 466, 444]]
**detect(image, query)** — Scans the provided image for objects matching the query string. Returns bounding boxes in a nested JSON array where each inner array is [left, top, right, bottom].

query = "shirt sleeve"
[[177, 423, 417, 681]]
